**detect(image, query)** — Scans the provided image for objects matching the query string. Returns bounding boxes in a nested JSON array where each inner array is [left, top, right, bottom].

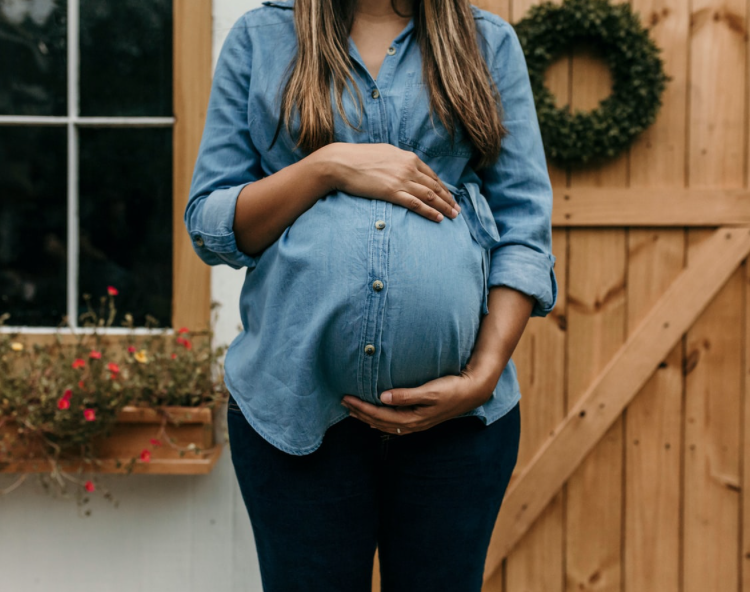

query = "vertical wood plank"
[[744, 253, 750, 592], [624, 228, 683, 592], [564, 0, 629, 587], [624, 0, 689, 591], [173, 0, 213, 332], [565, 229, 627, 592], [685, 0, 747, 590], [497, 1, 568, 591], [741, 1, 750, 588], [683, 232, 743, 592]]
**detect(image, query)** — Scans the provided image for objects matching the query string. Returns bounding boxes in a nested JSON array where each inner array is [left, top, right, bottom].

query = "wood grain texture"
[[624, 1, 689, 590], [624, 229, 683, 592], [564, 8, 630, 586], [683, 232, 743, 592], [564, 229, 626, 592], [483, 226, 750, 577], [551, 188, 750, 226], [744, 254, 750, 591], [173, 0, 213, 332], [683, 0, 747, 589]]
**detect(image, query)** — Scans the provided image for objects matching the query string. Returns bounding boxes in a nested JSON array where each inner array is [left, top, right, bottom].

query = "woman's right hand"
[[319, 142, 461, 222]]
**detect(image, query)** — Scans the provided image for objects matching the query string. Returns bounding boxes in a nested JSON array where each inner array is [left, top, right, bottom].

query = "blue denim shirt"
[[184, 0, 558, 455]]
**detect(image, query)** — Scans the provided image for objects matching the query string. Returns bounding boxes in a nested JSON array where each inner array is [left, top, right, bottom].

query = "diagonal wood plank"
[[483, 225, 750, 584]]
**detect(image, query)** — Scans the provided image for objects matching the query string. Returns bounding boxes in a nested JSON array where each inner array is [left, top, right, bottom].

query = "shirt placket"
[[349, 31, 408, 405]]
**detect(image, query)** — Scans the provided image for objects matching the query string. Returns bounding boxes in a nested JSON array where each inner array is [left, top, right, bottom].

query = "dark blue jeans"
[[227, 395, 520, 592]]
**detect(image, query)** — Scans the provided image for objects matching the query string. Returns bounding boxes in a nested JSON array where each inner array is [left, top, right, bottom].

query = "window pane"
[[79, 128, 172, 328], [0, 0, 67, 116], [0, 127, 67, 326], [80, 0, 172, 117]]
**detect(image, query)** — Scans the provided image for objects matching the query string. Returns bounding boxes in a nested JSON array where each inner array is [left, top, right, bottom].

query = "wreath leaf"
[[514, 0, 671, 168]]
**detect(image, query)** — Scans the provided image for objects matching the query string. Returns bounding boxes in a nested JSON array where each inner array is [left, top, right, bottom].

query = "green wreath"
[[513, 0, 671, 168]]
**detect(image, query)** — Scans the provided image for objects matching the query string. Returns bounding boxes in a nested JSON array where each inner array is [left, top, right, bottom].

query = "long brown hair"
[[271, 0, 508, 169]]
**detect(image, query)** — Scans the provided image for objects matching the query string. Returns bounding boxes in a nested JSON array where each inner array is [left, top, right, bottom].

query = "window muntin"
[[0, 0, 174, 330]]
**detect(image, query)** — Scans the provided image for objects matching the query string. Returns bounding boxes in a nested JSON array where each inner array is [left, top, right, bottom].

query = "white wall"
[[0, 1, 265, 589]]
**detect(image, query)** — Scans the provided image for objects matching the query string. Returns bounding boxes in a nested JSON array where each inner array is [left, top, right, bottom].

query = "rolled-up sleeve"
[[479, 22, 558, 318], [184, 13, 262, 271]]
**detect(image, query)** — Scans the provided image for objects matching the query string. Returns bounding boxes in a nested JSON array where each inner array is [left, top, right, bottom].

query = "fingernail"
[[451, 208, 458, 218], [380, 392, 392, 404], [455, 203, 461, 212], [436, 213, 444, 221]]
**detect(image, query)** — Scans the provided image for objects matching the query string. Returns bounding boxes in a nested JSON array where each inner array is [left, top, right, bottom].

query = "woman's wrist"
[[309, 143, 345, 194]]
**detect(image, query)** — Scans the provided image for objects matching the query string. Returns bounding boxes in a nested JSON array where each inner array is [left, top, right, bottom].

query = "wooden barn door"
[[370, 0, 750, 590]]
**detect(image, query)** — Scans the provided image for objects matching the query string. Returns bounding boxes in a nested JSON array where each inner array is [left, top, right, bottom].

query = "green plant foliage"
[[0, 290, 229, 508], [514, 0, 671, 168]]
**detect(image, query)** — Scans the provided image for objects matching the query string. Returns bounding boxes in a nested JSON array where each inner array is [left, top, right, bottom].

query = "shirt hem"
[[226, 369, 522, 455], [224, 372, 351, 456], [461, 387, 522, 425]]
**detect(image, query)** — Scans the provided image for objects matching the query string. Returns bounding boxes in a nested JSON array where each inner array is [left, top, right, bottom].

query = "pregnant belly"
[[241, 189, 487, 400], [373, 202, 485, 393]]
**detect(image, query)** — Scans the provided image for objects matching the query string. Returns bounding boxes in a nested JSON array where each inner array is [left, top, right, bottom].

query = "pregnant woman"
[[185, 0, 557, 589]]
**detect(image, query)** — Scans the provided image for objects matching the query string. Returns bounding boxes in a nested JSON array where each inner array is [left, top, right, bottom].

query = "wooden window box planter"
[[0, 405, 223, 475]]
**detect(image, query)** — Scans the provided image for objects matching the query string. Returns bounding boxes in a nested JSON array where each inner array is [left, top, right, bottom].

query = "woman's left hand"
[[341, 367, 495, 435]]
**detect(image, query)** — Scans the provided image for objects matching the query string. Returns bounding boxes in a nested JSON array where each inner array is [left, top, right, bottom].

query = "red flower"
[[127, 345, 136, 354], [72, 358, 86, 369], [57, 397, 70, 410], [107, 286, 118, 296], [84, 480, 95, 492], [78, 380, 85, 389], [175, 336, 192, 349], [62, 389, 72, 401], [170, 353, 177, 360], [149, 438, 162, 447], [83, 408, 96, 421], [89, 350, 102, 360], [109, 373, 117, 380], [177, 327, 190, 334], [140, 449, 151, 462], [107, 362, 120, 373]]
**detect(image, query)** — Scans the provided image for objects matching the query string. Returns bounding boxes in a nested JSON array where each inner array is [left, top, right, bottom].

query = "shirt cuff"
[[487, 244, 558, 318], [188, 183, 258, 270]]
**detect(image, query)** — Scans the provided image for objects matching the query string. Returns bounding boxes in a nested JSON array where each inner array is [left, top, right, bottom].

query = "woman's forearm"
[[465, 286, 535, 401], [233, 145, 339, 257]]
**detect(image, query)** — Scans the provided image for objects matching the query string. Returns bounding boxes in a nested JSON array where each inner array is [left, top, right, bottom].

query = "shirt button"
[[375, 220, 386, 229], [193, 235, 204, 247], [372, 280, 384, 292], [371, 88, 380, 99], [364, 344, 376, 355], [387, 46, 396, 55]]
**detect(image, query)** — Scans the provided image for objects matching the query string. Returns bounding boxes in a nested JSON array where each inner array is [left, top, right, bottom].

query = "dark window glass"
[[0, 126, 67, 326], [79, 128, 172, 328], [0, 0, 67, 116], [80, 0, 172, 117]]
